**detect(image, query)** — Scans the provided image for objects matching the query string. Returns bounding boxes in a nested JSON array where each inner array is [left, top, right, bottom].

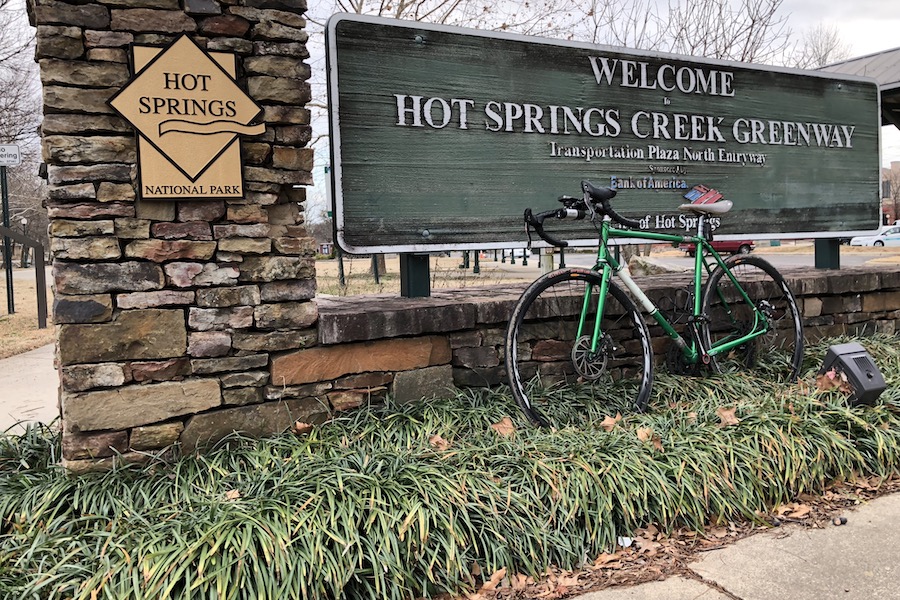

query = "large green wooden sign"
[[326, 14, 881, 253]]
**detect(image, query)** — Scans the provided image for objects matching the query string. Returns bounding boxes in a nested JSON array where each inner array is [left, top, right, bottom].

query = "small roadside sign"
[[0, 145, 21, 167]]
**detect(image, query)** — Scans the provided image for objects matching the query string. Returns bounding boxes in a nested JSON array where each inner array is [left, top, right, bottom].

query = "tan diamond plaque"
[[109, 35, 265, 200]]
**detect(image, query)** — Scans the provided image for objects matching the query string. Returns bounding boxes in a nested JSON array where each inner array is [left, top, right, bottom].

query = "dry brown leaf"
[[716, 406, 741, 427], [788, 504, 811, 519], [490, 417, 516, 438], [429, 434, 451, 451], [652, 434, 664, 452], [638, 538, 661, 556], [600, 413, 622, 432], [291, 421, 313, 435], [224, 489, 241, 501], [479, 567, 507, 592], [594, 552, 621, 566], [636, 427, 653, 442], [816, 369, 853, 394]]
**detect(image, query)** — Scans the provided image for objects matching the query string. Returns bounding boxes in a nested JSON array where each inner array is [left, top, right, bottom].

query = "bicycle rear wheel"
[[699, 255, 803, 381], [505, 268, 653, 426]]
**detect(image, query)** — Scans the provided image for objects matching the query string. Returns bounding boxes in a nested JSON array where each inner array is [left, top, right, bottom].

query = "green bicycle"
[[505, 180, 804, 426]]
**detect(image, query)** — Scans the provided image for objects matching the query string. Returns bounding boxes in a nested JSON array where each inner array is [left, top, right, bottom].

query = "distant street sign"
[[0, 145, 21, 167]]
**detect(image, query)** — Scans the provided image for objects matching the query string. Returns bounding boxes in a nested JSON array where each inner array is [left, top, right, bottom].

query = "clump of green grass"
[[1, 335, 899, 600]]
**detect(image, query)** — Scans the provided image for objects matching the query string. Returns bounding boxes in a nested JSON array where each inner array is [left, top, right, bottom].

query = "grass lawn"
[[2, 335, 900, 599]]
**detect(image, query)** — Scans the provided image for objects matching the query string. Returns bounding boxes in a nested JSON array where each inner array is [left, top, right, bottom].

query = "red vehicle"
[[681, 240, 754, 257]]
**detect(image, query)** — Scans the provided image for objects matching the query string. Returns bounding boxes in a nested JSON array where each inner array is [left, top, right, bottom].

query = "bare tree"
[[790, 22, 851, 69], [0, 0, 33, 65], [0, 0, 40, 150], [582, 0, 666, 49], [664, 0, 791, 63], [1, 0, 45, 263]]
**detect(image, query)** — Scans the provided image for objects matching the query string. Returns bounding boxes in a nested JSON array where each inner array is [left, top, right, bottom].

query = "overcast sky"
[[783, 0, 900, 57]]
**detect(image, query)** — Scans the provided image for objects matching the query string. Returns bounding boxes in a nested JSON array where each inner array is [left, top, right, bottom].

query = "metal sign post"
[[0, 144, 21, 315]]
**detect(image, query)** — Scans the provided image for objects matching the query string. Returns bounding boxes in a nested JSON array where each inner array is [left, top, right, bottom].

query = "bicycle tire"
[[699, 255, 803, 381], [505, 268, 653, 426]]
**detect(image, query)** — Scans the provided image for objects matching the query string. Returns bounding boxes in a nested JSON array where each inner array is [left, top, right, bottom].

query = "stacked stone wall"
[[30, 0, 900, 472], [298, 267, 900, 416], [30, 0, 323, 471]]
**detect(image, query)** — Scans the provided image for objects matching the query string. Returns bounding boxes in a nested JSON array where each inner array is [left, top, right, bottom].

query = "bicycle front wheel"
[[505, 268, 653, 426], [700, 255, 803, 381]]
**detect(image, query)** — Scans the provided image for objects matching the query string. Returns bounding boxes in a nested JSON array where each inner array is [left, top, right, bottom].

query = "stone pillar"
[[29, 0, 326, 471]]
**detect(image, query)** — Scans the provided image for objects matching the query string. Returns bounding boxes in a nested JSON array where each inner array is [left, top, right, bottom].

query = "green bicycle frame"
[[577, 215, 770, 366]]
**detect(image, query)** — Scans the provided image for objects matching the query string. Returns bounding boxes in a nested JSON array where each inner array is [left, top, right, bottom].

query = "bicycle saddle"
[[678, 200, 733, 215], [581, 180, 616, 203]]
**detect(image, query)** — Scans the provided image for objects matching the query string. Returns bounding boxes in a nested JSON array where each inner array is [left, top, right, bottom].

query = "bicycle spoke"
[[505, 269, 653, 426], [700, 255, 803, 381]]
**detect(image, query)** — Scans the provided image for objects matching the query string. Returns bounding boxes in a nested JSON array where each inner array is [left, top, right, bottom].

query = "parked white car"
[[849, 226, 900, 247]]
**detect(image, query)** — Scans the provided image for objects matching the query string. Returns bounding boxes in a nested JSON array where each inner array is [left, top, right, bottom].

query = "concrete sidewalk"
[[0, 343, 59, 432], [575, 492, 900, 599]]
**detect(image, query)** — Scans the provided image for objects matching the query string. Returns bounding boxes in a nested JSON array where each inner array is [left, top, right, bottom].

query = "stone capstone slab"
[[64, 378, 221, 432], [316, 296, 475, 344], [58, 308, 186, 365], [271, 336, 452, 386], [179, 397, 326, 451]]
